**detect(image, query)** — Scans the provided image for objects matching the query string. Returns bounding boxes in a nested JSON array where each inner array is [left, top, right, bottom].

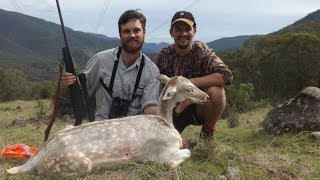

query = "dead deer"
[[6, 74, 209, 177]]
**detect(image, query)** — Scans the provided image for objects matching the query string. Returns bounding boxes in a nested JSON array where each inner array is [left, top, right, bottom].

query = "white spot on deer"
[[61, 161, 69, 166], [55, 164, 61, 172], [46, 159, 54, 167], [78, 153, 85, 158], [98, 150, 104, 154]]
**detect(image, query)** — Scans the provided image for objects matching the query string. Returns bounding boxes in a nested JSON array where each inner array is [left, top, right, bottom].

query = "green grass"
[[0, 100, 319, 179]]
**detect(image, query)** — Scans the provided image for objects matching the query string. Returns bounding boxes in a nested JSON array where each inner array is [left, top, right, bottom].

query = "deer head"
[[155, 74, 209, 124]]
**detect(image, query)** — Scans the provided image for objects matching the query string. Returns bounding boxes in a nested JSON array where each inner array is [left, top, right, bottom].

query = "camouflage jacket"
[[153, 41, 233, 85]]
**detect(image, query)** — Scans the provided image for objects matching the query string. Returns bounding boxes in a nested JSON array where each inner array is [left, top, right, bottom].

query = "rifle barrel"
[[55, 0, 71, 54]]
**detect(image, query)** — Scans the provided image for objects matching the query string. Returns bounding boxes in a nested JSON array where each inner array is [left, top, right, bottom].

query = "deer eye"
[[187, 87, 193, 92]]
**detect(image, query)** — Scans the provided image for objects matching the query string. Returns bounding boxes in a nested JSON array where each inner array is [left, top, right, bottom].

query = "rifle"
[[55, 0, 85, 126], [44, 0, 95, 141]]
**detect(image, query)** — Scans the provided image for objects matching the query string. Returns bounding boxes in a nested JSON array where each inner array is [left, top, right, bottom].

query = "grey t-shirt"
[[83, 47, 160, 120]]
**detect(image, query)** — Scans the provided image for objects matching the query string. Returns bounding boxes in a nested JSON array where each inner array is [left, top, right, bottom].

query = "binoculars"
[[108, 97, 131, 119]]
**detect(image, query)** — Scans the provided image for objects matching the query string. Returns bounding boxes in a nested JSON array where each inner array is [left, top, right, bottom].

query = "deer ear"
[[162, 86, 176, 100], [155, 74, 170, 85]]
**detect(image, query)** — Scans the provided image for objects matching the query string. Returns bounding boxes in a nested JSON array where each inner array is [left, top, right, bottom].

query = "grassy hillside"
[[0, 100, 319, 179]]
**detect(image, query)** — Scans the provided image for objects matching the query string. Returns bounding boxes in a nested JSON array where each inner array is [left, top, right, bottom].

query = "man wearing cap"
[[153, 11, 233, 146]]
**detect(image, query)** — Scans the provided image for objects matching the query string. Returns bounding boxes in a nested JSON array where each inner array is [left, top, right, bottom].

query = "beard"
[[176, 36, 191, 49], [177, 44, 189, 50], [121, 38, 144, 54]]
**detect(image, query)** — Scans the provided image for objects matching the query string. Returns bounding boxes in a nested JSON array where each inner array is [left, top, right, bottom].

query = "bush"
[[0, 68, 56, 102], [224, 83, 255, 120], [226, 83, 255, 112]]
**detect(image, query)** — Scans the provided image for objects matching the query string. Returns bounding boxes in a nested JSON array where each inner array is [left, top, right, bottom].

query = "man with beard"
[[154, 11, 233, 147], [62, 10, 159, 120]]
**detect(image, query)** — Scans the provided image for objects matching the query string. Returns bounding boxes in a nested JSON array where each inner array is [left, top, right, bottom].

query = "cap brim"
[[171, 18, 194, 26]]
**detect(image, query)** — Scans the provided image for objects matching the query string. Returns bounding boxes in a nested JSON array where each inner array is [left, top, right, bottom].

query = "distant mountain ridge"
[[207, 35, 256, 51], [293, 9, 320, 24], [0, 9, 120, 80]]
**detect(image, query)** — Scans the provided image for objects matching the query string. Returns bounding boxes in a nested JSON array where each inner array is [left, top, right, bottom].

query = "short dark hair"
[[118, 9, 146, 34]]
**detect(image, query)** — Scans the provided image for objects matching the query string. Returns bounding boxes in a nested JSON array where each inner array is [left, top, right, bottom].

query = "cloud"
[[78, 24, 95, 33], [20, 0, 56, 12]]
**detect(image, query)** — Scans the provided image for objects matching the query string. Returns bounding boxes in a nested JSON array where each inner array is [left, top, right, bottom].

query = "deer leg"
[[164, 149, 191, 168], [41, 151, 92, 176]]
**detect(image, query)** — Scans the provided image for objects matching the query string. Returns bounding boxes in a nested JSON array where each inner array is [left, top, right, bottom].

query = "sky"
[[1, 0, 320, 43]]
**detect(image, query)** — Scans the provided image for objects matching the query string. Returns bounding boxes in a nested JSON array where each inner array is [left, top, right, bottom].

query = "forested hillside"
[[220, 9, 320, 103]]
